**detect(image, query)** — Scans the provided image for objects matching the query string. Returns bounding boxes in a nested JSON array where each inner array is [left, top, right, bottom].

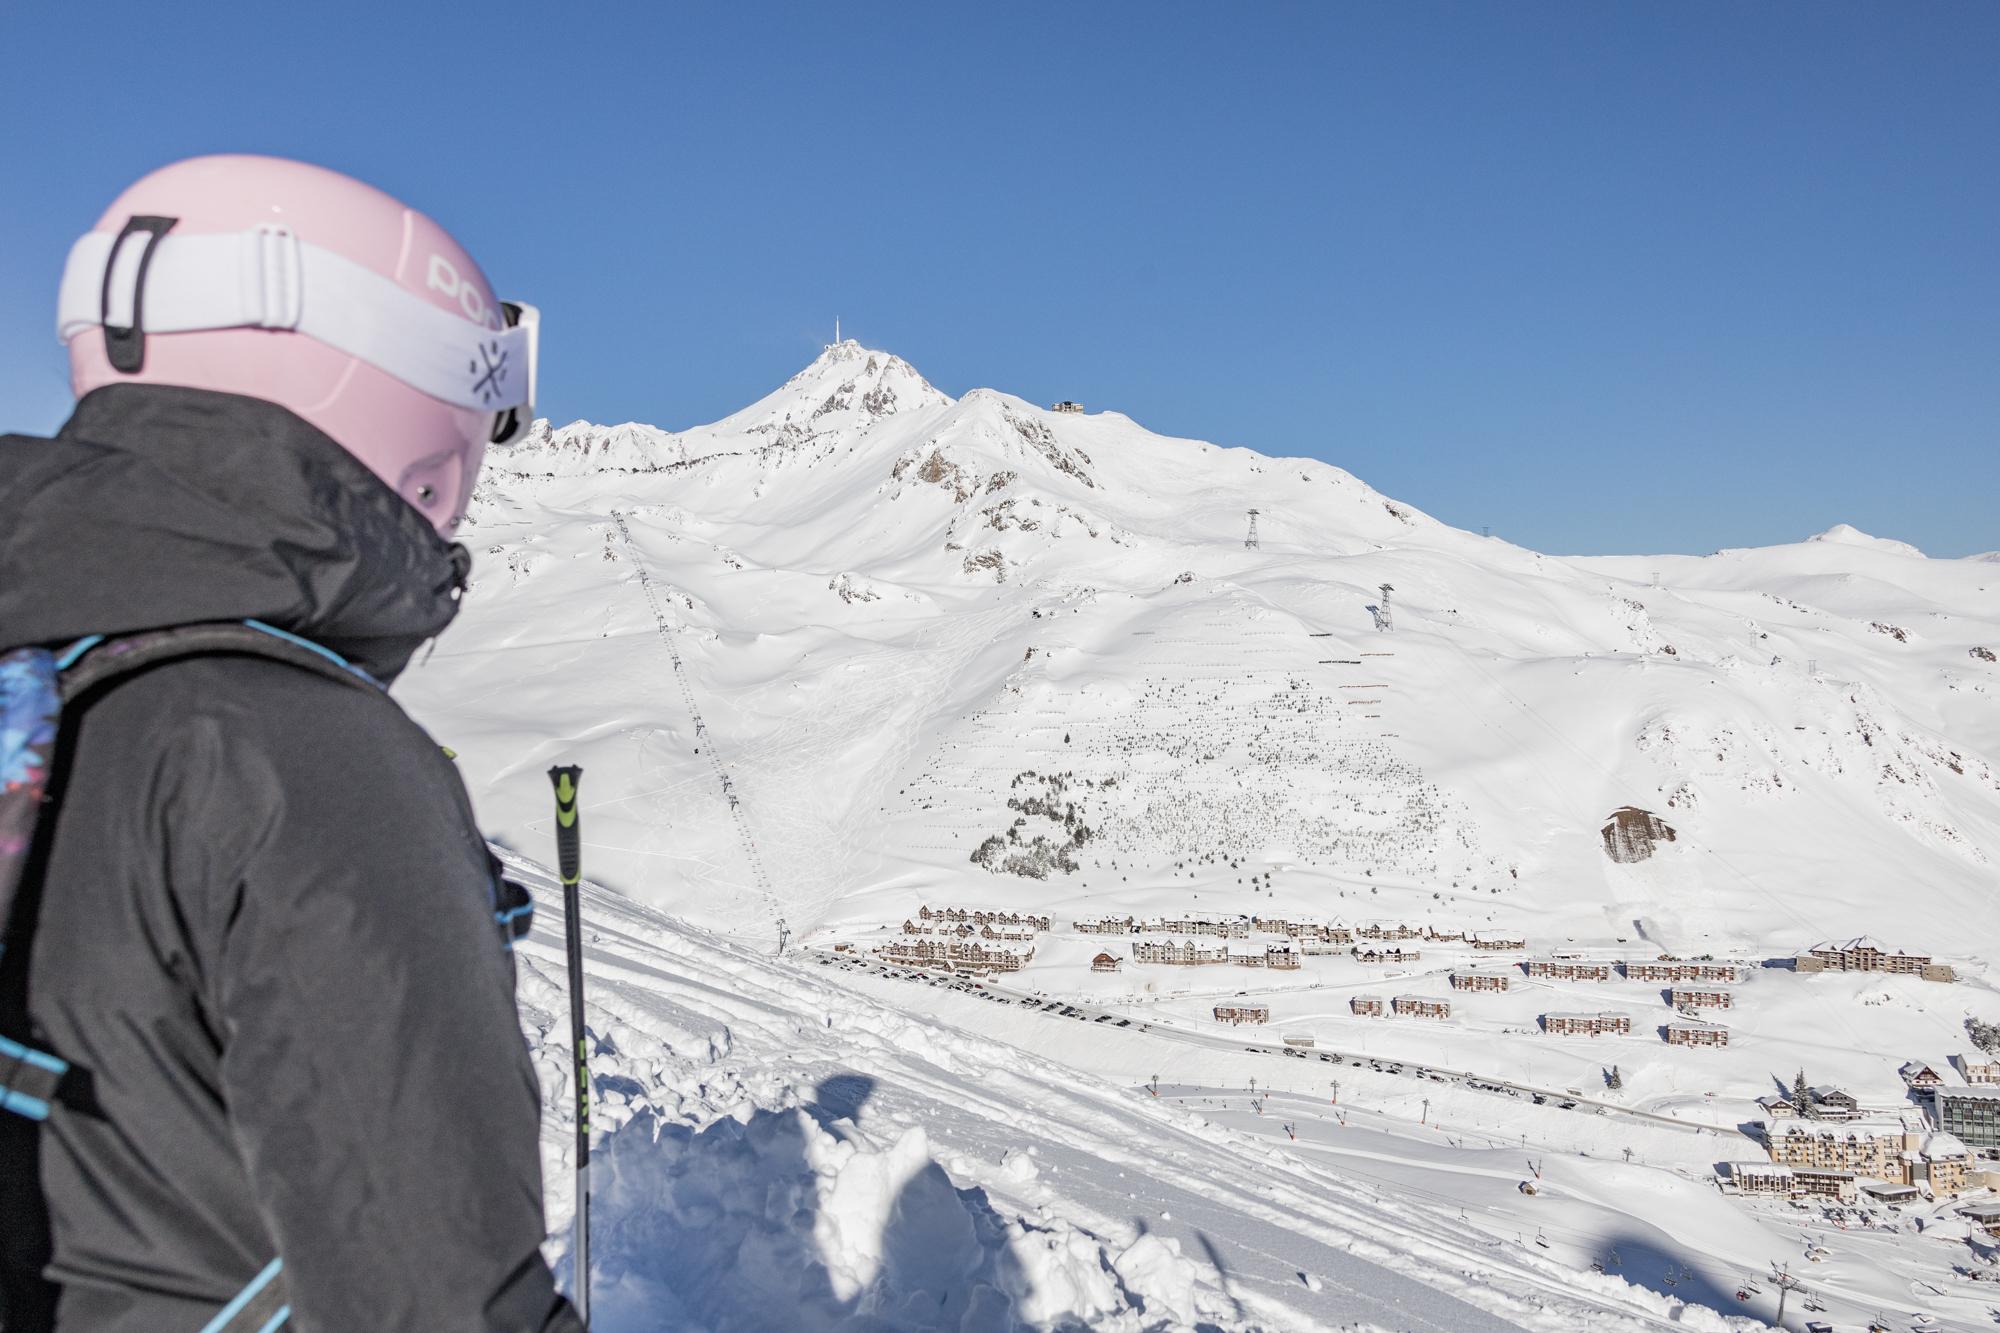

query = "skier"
[[0, 157, 581, 1330]]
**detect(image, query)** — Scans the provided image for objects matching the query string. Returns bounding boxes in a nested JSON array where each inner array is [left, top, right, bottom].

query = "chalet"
[[1090, 952, 1120, 974], [1899, 1060, 1945, 1089], [1424, 926, 1466, 942], [1624, 959, 1742, 983], [1393, 996, 1450, 1020], [1665, 1020, 1729, 1047], [1470, 932, 1526, 951], [1525, 959, 1613, 982], [1543, 1012, 1631, 1037], [1350, 995, 1384, 1017], [1050, 400, 1084, 414], [1952, 1053, 2000, 1085], [1214, 1004, 1269, 1026], [1352, 945, 1420, 965], [1756, 1093, 1797, 1119], [1450, 971, 1510, 993], [1668, 986, 1733, 1010], [1074, 916, 1136, 936], [1266, 943, 1301, 971], [1807, 1086, 1861, 1120]]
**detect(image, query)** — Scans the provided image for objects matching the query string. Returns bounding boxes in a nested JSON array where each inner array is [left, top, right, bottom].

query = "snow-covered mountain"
[[398, 341, 2000, 1329]]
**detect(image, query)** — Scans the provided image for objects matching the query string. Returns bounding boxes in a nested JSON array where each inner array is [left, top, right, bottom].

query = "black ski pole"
[[548, 765, 590, 1327]]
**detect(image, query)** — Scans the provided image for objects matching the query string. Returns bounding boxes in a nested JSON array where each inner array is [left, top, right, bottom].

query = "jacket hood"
[[0, 384, 467, 681]]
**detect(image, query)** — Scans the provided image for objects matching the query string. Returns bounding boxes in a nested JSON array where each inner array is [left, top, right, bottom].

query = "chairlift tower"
[[1377, 583, 1395, 633], [1244, 509, 1261, 550]]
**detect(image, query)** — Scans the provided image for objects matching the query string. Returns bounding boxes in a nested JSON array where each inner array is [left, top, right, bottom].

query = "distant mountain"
[[421, 341, 1997, 964]]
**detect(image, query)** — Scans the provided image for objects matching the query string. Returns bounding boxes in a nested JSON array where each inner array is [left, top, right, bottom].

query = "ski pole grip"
[[548, 765, 584, 886]]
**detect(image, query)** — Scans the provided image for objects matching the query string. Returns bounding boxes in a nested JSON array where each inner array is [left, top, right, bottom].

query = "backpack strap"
[[0, 622, 379, 1124], [198, 1257, 289, 1333], [59, 620, 381, 705]]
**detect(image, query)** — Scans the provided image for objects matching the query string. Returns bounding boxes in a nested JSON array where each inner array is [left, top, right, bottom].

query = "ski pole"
[[548, 765, 590, 1328]]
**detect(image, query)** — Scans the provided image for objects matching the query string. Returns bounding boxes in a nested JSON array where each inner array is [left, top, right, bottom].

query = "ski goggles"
[[57, 218, 540, 446]]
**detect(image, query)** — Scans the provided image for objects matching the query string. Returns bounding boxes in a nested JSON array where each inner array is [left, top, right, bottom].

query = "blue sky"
[[3, 3, 1994, 555]]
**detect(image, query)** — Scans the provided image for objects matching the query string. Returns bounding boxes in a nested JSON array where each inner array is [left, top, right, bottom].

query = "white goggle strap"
[[57, 221, 535, 420], [490, 302, 539, 446]]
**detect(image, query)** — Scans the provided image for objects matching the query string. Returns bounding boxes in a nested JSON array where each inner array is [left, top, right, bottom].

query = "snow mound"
[[585, 1111, 1203, 1332]]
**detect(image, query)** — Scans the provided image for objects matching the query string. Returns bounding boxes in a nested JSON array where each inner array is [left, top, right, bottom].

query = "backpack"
[[0, 619, 532, 1331]]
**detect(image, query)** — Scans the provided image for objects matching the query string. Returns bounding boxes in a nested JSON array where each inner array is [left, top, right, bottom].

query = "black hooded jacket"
[[0, 386, 580, 1332]]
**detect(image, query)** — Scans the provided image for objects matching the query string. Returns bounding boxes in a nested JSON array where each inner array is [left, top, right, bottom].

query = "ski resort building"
[[1131, 939, 1228, 966], [1667, 986, 1733, 1010], [1765, 1116, 1978, 1193], [1049, 400, 1084, 414], [1722, 1163, 1861, 1204], [1807, 1086, 1863, 1120], [1090, 952, 1120, 973], [876, 938, 1033, 974], [1799, 937, 1949, 979], [1623, 959, 1742, 983], [1664, 1020, 1729, 1047], [1145, 915, 1250, 939], [1074, 916, 1136, 936], [1350, 995, 1384, 1017], [1248, 916, 1350, 943], [1756, 1093, 1798, 1119], [1213, 1005, 1269, 1026], [1469, 932, 1526, 951], [1953, 1054, 2000, 1085], [1929, 1086, 2000, 1150], [1542, 1012, 1631, 1037], [1899, 1060, 1945, 1088], [1352, 945, 1419, 965], [1392, 996, 1450, 1020], [1355, 922, 1422, 942], [1449, 971, 1510, 992], [1524, 959, 1613, 982]]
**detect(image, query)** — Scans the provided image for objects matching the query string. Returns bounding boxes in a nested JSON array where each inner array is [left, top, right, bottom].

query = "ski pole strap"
[[197, 1257, 288, 1333], [0, 1033, 68, 1121]]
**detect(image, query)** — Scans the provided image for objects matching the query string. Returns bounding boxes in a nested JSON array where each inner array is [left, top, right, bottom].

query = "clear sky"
[[3, 3, 1994, 556]]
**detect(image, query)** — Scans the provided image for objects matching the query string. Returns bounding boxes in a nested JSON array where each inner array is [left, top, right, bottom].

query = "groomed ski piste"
[[399, 341, 2000, 1330]]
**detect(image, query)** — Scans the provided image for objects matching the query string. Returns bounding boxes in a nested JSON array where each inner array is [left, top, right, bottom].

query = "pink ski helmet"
[[57, 155, 538, 535]]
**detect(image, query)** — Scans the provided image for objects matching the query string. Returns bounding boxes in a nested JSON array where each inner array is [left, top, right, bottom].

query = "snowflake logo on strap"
[[470, 340, 511, 406]]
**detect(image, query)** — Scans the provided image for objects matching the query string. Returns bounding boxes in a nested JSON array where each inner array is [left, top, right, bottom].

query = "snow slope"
[[503, 850, 1775, 1332], [394, 341, 2000, 1328]]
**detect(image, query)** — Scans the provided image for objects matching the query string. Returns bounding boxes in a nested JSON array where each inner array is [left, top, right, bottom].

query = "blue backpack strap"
[[198, 1257, 289, 1333], [1, 644, 70, 1119]]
